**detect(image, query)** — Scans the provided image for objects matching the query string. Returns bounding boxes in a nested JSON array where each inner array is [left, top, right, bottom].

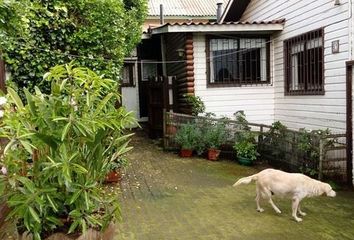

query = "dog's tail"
[[233, 174, 258, 187]]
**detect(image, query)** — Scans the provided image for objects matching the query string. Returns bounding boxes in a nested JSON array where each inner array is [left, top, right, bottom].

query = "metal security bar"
[[284, 28, 324, 95], [206, 36, 270, 87]]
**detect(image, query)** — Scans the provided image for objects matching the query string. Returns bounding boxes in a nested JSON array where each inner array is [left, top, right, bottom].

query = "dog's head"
[[322, 183, 336, 197]]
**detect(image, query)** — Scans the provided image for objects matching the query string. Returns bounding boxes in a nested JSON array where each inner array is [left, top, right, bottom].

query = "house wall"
[[193, 33, 275, 125], [121, 60, 141, 123], [165, 33, 197, 114], [241, 0, 351, 132]]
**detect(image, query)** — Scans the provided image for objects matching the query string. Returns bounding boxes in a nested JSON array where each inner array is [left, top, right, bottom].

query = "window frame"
[[206, 35, 271, 88], [121, 62, 135, 87], [284, 28, 325, 96]]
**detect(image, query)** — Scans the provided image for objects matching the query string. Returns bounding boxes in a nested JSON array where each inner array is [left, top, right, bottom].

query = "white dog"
[[233, 168, 336, 222]]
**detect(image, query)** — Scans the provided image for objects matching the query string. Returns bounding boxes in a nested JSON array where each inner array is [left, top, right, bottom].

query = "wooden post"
[[318, 138, 324, 181], [163, 108, 167, 149]]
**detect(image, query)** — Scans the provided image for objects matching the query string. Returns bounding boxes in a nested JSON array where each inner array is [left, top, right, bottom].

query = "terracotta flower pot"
[[180, 149, 193, 157], [207, 148, 221, 161], [105, 170, 122, 183]]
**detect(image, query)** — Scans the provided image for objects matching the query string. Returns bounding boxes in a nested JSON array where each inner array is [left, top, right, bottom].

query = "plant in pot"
[[174, 122, 198, 157], [234, 132, 259, 166], [105, 157, 129, 183], [0, 63, 136, 239], [204, 121, 227, 161]]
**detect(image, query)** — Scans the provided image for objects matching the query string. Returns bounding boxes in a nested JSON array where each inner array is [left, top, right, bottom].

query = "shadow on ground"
[[115, 130, 354, 240]]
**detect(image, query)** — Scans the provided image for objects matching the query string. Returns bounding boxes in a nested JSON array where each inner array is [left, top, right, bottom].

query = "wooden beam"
[[346, 60, 354, 186]]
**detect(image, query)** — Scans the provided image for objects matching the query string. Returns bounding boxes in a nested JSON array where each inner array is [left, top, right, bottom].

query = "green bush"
[[0, 63, 136, 239], [174, 122, 200, 150], [234, 132, 259, 161], [184, 95, 205, 116], [204, 121, 227, 149], [0, 0, 147, 98]]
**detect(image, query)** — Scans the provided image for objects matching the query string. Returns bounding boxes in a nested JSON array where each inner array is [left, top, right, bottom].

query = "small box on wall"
[[332, 40, 340, 54]]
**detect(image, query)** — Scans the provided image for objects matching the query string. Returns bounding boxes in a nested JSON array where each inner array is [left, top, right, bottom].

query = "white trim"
[[220, 0, 235, 23], [142, 33, 152, 39], [151, 23, 284, 35]]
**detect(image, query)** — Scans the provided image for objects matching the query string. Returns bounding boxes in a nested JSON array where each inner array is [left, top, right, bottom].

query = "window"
[[207, 37, 270, 86], [121, 62, 135, 87], [284, 29, 324, 95]]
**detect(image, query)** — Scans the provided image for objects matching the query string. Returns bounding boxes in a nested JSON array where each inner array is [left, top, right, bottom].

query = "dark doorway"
[[137, 37, 162, 119]]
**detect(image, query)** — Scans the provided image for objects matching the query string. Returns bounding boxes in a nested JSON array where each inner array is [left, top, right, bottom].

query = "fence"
[[163, 111, 348, 183]]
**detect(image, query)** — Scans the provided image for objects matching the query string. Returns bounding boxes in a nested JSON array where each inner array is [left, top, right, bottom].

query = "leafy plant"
[[0, 0, 147, 99], [233, 111, 250, 133], [234, 132, 259, 161], [184, 94, 205, 116], [297, 128, 334, 177], [108, 157, 128, 171], [204, 121, 227, 149], [0, 63, 136, 239], [261, 121, 289, 160], [174, 122, 200, 150]]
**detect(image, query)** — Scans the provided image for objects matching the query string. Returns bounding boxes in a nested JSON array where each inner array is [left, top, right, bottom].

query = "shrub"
[[184, 95, 205, 116], [297, 128, 334, 177], [204, 121, 227, 149], [0, 63, 136, 239], [174, 122, 200, 150], [234, 132, 259, 161], [0, 0, 147, 98]]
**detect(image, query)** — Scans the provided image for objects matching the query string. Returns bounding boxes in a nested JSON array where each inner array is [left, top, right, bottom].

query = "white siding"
[[193, 33, 275, 125], [242, 0, 350, 132], [121, 61, 141, 125]]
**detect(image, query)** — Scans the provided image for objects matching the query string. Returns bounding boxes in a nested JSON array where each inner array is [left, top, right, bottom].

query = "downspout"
[[159, 4, 167, 77]]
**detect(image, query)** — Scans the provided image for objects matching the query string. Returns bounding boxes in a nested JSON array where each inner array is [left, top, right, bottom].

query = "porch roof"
[[149, 19, 285, 35]]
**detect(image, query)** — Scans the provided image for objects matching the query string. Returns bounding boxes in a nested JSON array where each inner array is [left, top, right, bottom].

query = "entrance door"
[[139, 60, 158, 120], [147, 76, 175, 138]]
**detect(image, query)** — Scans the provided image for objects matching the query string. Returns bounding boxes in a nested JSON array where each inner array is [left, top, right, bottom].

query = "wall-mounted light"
[[334, 0, 340, 5], [176, 48, 185, 59]]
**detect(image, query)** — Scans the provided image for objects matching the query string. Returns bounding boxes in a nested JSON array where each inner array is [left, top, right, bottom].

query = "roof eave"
[[151, 24, 284, 35]]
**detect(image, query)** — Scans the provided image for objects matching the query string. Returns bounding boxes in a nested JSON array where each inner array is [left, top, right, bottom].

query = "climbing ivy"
[[0, 0, 147, 97]]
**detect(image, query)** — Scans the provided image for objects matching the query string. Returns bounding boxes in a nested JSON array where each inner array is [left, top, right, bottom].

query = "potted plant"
[[105, 157, 129, 183], [0, 63, 136, 239], [174, 122, 198, 157], [204, 121, 227, 161], [234, 132, 259, 165]]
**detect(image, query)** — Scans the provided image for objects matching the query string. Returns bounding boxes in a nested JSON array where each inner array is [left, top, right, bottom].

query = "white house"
[[133, 0, 354, 183], [219, 0, 354, 184]]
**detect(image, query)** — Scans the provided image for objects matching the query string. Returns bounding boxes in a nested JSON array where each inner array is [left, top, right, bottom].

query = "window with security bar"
[[206, 37, 270, 86], [284, 29, 324, 95]]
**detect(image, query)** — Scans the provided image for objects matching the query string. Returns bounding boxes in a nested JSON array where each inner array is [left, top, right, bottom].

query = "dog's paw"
[[257, 208, 264, 213], [294, 217, 303, 222], [299, 212, 307, 216], [275, 209, 282, 214]]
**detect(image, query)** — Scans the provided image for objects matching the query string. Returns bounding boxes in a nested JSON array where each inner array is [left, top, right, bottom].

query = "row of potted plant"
[[174, 119, 227, 160], [174, 112, 259, 164]]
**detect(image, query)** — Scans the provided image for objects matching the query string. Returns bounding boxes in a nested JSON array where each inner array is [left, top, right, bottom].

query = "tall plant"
[[0, 63, 136, 239]]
